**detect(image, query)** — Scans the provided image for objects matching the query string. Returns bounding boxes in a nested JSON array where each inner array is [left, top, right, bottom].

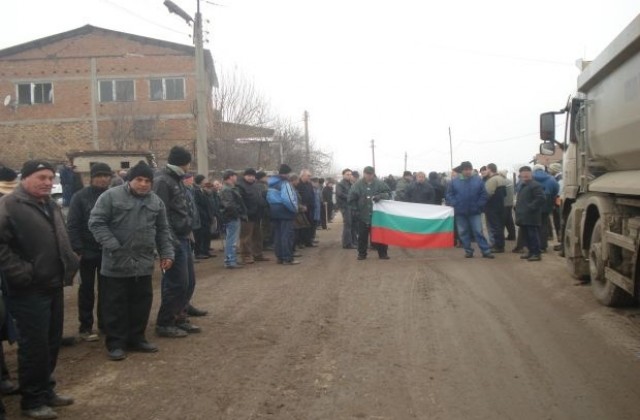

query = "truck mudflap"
[[564, 207, 589, 280]]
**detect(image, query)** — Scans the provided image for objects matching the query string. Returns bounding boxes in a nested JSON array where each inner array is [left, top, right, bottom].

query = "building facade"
[[0, 25, 217, 170]]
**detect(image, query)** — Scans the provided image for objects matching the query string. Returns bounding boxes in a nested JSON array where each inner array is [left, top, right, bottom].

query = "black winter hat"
[[167, 146, 192, 166], [0, 165, 17, 182], [194, 174, 206, 185], [90, 162, 112, 178], [278, 164, 292, 175], [223, 170, 237, 180], [128, 161, 154, 181], [256, 171, 267, 180], [402, 170, 412, 177], [20, 160, 55, 179], [244, 168, 257, 176]]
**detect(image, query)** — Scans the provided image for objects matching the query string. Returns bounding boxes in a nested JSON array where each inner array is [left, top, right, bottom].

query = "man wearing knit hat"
[[67, 162, 112, 342], [153, 146, 203, 337], [89, 161, 174, 361], [0, 160, 79, 418], [267, 164, 300, 265], [237, 168, 270, 264]]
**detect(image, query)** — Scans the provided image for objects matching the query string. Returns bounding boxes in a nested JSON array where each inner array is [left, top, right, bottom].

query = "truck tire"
[[564, 211, 589, 280], [589, 220, 635, 306]]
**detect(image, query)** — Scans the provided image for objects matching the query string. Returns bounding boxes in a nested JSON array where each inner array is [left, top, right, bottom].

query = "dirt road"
[[4, 224, 640, 419]]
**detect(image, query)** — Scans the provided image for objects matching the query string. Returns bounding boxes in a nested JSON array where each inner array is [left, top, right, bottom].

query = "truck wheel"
[[589, 220, 635, 306], [564, 211, 589, 280]]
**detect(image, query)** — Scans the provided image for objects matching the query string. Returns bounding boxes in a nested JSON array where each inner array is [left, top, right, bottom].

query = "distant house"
[[0, 25, 217, 170]]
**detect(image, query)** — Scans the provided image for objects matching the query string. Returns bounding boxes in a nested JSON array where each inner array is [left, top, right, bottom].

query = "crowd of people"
[[0, 147, 562, 419], [336, 161, 562, 262]]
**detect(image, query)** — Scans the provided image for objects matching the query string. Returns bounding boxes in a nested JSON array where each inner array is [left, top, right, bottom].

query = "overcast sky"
[[2, 0, 639, 175]]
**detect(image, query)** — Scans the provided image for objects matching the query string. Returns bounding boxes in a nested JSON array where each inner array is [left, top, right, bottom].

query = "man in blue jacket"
[[446, 161, 495, 259], [533, 165, 560, 252], [267, 164, 300, 265]]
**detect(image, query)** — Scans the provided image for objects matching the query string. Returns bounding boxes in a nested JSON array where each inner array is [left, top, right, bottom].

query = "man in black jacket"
[[428, 172, 445, 205], [296, 170, 316, 247], [154, 146, 202, 338], [220, 170, 247, 269], [336, 169, 357, 249], [515, 166, 546, 262], [67, 162, 112, 342], [406, 172, 436, 204], [0, 160, 79, 419], [237, 168, 269, 264], [193, 175, 214, 259]]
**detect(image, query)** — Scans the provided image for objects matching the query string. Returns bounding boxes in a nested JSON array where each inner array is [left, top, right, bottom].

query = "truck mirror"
[[540, 112, 556, 141], [540, 141, 555, 156]]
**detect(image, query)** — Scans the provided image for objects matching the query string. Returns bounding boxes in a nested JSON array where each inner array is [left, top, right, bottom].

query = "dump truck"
[[539, 14, 640, 306]]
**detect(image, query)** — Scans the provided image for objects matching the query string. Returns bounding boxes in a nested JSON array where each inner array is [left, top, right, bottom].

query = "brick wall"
[[0, 27, 208, 170]]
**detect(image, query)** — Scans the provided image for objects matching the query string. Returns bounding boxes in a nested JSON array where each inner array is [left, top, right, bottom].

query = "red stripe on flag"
[[371, 227, 454, 249]]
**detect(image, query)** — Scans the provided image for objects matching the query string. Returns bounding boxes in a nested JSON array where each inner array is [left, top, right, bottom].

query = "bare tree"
[[108, 102, 136, 151]]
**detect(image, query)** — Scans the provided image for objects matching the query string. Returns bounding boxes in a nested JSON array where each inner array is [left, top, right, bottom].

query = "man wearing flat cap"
[[446, 161, 495, 259], [348, 166, 391, 260], [0, 160, 79, 418], [67, 162, 113, 342]]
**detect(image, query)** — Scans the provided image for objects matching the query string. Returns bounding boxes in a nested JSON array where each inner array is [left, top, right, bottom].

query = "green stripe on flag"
[[372, 211, 453, 234]]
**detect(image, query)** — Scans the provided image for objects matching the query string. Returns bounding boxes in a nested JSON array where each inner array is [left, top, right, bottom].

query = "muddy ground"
[[3, 222, 640, 419]]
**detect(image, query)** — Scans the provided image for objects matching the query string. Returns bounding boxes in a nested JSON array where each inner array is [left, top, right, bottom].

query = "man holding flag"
[[348, 166, 391, 260]]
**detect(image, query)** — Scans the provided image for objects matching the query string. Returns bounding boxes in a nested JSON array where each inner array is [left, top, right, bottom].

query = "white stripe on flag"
[[373, 200, 454, 220]]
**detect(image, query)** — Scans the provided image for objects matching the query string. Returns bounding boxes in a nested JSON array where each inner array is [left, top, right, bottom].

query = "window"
[[99, 80, 135, 102], [149, 77, 185, 101], [16, 82, 53, 105]]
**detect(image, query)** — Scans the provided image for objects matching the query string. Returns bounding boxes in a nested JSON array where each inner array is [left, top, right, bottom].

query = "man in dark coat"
[[237, 168, 270, 264], [0, 160, 79, 419], [336, 169, 357, 249], [89, 162, 175, 361], [445, 161, 494, 259], [59, 160, 83, 207], [296, 170, 316, 247], [321, 179, 334, 229], [67, 162, 112, 342], [484, 163, 507, 253], [193, 174, 214, 259], [428, 172, 445, 205], [348, 166, 391, 260], [405, 172, 436, 204], [515, 166, 546, 261], [220, 170, 247, 269], [153, 146, 201, 338]]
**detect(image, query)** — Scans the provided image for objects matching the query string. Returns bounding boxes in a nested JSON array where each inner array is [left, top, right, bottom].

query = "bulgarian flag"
[[371, 200, 454, 248]]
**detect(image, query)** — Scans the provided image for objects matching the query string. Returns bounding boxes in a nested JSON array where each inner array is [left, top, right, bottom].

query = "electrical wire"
[[97, 0, 190, 37]]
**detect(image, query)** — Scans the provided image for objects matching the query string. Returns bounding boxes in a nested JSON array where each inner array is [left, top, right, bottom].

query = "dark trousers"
[[320, 203, 328, 229], [193, 226, 211, 256], [101, 276, 152, 351], [341, 209, 358, 247], [157, 239, 195, 327], [540, 212, 550, 250], [273, 219, 294, 262], [357, 220, 388, 257], [78, 256, 104, 333], [522, 225, 541, 256], [9, 289, 63, 410], [504, 206, 516, 240], [485, 208, 505, 249]]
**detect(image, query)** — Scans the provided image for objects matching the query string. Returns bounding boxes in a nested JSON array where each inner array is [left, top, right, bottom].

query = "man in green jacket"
[[348, 166, 391, 260]]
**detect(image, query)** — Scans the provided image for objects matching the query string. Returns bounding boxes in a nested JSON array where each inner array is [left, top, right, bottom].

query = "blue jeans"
[[273, 219, 294, 262], [224, 219, 240, 266], [456, 214, 492, 255], [9, 289, 63, 410], [156, 238, 195, 327]]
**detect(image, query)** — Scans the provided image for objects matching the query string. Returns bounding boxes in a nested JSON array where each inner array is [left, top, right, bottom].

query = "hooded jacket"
[[267, 176, 298, 220], [0, 185, 79, 294], [446, 175, 488, 216], [533, 170, 560, 214]]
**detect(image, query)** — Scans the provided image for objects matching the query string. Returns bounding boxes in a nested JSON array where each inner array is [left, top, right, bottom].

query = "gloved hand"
[[372, 194, 381, 203]]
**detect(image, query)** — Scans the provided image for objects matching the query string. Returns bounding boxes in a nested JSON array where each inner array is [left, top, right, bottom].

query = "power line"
[[98, 0, 190, 36]]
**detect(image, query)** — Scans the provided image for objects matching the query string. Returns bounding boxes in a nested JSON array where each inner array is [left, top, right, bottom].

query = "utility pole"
[[448, 126, 453, 170], [371, 139, 376, 168], [164, 0, 209, 175], [404, 151, 407, 172], [303, 110, 310, 168]]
